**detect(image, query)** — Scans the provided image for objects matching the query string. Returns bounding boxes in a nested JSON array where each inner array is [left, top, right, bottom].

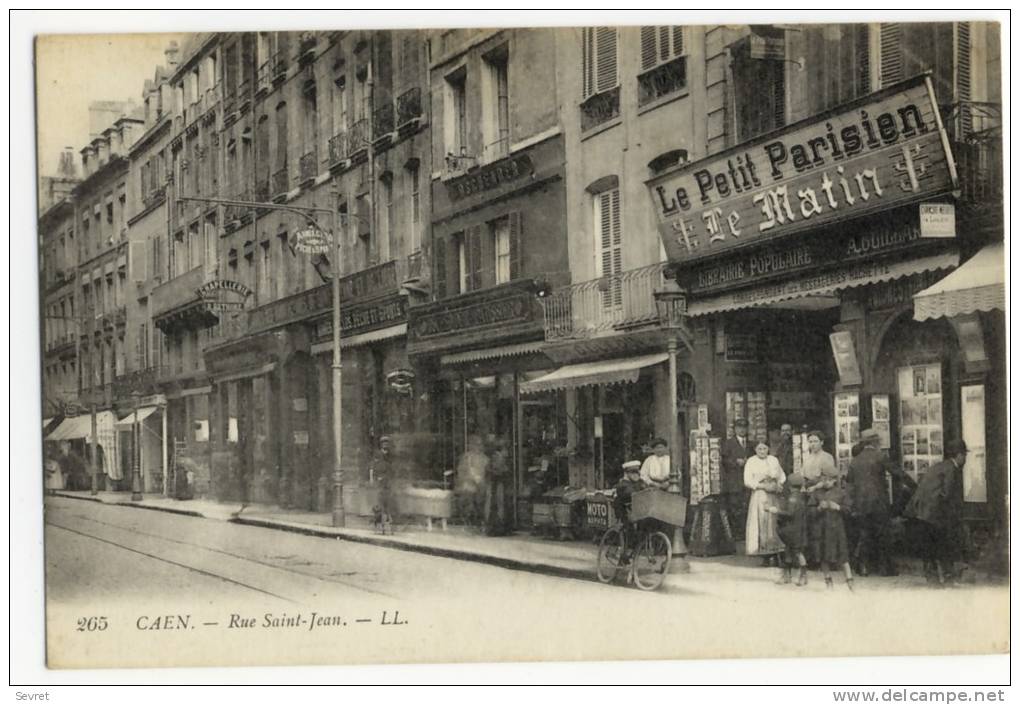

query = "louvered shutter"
[[583, 28, 595, 98], [467, 225, 483, 291], [594, 27, 618, 93], [956, 22, 972, 135], [129, 241, 147, 282], [640, 27, 658, 71], [596, 190, 622, 309], [672, 26, 684, 57], [508, 211, 522, 281], [879, 23, 903, 87], [854, 24, 871, 96], [771, 62, 786, 129]]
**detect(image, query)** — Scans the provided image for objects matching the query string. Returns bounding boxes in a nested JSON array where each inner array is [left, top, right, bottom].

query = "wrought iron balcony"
[[397, 87, 423, 126], [444, 152, 478, 173], [298, 31, 317, 60], [373, 102, 395, 137], [113, 366, 164, 397], [272, 167, 290, 196], [638, 56, 687, 107], [348, 119, 369, 156], [328, 131, 347, 165], [403, 250, 425, 282], [272, 51, 288, 81], [299, 149, 318, 181], [580, 86, 621, 132], [256, 61, 272, 95], [951, 132, 1002, 206], [237, 78, 252, 106], [541, 262, 669, 342]]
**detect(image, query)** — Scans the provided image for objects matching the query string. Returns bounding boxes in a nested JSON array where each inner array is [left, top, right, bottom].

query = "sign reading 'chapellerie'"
[[646, 75, 957, 264]]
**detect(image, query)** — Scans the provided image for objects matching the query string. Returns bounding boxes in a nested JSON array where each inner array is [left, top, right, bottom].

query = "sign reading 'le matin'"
[[646, 74, 958, 264]]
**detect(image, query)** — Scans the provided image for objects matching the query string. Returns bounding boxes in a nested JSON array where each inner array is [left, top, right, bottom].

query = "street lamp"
[[177, 191, 350, 528], [653, 275, 693, 569], [130, 391, 143, 501]]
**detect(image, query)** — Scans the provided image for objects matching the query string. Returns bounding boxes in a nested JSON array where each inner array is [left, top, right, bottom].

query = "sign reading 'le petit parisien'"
[[647, 74, 958, 264]]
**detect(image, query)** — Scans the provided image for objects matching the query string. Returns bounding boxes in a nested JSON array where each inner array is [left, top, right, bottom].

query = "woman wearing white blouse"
[[640, 438, 672, 490], [744, 440, 786, 560]]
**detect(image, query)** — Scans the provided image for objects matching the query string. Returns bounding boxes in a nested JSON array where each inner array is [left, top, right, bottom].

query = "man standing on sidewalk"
[[721, 419, 753, 539], [905, 440, 968, 585]]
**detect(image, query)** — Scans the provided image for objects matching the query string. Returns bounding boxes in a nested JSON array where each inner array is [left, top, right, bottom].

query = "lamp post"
[[177, 191, 355, 527], [130, 391, 143, 501], [653, 276, 692, 571]]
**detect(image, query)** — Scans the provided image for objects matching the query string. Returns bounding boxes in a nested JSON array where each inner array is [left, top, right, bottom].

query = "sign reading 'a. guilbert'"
[[647, 75, 957, 264]]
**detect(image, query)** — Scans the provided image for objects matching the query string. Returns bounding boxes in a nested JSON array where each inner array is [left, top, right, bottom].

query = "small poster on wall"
[[830, 331, 862, 386], [833, 391, 860, 475], [897, 364, 943, 483], [872, 394, 891, 449]]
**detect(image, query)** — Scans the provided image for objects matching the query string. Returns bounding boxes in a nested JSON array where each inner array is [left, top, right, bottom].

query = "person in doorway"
[[743, 440, 786, 564], [904, 440, 968, 586], [485, 437, 513, 536], [371, 436, 396, 533], [456, 435, 490, 529], [639, 438, 672, 490], [721, 419, 753, 540], [846, 428, 912, 577], [774, 424, 795, 479], [810, 464, 855, 590]]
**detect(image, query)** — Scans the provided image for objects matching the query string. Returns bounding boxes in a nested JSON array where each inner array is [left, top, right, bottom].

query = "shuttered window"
[[879, 23, 903, 87], [466, 225, 483, 291], [594, 188, 622, 309], [583, 27, 618, 98], [508, 211, 522, 281], [956, 21, 972, 135], [854, 24, 871, 95], [640, 26, 685, 71]]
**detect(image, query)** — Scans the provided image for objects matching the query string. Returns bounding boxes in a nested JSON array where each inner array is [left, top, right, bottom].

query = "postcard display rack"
[[689, 403, 719, 505], [725, 391, 768, 442], [898, 364, 943, 483], [833, 392, 861, 475]]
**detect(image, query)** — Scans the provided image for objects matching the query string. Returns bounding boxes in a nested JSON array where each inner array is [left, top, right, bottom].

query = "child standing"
[[768, 472, 810, 586], [809, 465, 855, 591]]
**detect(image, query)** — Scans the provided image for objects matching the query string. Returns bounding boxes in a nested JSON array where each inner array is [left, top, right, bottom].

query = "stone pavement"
[[48, 490, 1004, 589]]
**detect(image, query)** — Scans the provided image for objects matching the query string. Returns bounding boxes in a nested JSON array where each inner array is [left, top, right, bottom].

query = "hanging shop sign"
[[411, 292, 532, 339], [196, 279, 252, 312], [293, 228, 333, 254], [829, 330, 863, 387], [919, 202, 956, 238], [647, 74, 957, 264]]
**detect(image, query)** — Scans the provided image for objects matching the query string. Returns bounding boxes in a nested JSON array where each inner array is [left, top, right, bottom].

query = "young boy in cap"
[[768, 472, 810, 585], [614, 460, 645, 526]]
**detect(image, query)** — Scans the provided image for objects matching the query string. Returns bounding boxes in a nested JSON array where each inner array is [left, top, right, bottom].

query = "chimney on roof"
[[165, 41, 180, 69], [58, 147, 77, 178]]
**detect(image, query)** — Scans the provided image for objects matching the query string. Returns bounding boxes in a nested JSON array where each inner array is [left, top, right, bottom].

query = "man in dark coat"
[[846, 428, 914, 576], [774, 424, 795, 476], [721, 419, 753, 540], [905, 440, 968, 585]]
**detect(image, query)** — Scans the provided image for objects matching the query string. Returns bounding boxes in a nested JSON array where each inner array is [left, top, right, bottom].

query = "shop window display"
[[897, 363, 943, 483]]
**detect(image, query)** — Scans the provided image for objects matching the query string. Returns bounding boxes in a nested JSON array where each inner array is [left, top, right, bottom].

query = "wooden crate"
[[631, 489, 687, 525], [532, 502, 556, 527]]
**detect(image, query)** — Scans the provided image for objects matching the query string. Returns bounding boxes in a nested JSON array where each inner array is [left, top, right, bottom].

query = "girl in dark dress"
[[809, 465, 855, 590], [768, 472, 810, 586]]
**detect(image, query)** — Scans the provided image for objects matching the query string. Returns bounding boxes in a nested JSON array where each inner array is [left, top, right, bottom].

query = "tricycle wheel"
[[596, 526, 627, 583], [633, 531, 672, 591]]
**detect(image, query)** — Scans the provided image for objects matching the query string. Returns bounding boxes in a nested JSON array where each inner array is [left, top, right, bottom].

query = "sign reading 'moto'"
[[646, 75, 957, 264]]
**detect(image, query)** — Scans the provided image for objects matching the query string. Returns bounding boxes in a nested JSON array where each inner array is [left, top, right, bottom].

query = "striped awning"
[[310, 323, 408, 354], [519, 353, 668, 395], [115, 406, 160, 429], [440, 340, 545, 365], [914, 243, 1005, 321]]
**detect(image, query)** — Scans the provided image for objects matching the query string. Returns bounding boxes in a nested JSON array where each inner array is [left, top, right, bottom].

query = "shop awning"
[[46, 411, 117, 442], [913, 243, 1005, 321], [43, 417, 53, 428], [310, 323, 408, 355], [689, 251, 960, 317], [440, 341, 545, 365], [519, 353, 668, 395], [115, 406, 159, 429]]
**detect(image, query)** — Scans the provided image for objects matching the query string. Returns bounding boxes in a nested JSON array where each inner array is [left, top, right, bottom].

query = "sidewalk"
[[48, 490, 1004, 588]]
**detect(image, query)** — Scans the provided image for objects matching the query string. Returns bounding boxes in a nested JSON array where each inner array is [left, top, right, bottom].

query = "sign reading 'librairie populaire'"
[[647, 75, 957, 264]]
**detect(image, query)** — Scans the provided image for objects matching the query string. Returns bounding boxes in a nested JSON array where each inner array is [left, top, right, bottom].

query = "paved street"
[[44, 496, 1008, 669]]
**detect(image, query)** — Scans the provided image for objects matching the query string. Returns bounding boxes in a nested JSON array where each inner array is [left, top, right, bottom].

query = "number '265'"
[[76, 617, 108, 632]]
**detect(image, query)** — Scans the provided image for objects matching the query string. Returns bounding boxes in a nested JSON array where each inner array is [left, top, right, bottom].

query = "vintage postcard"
[[33, 15, 1008, 674]]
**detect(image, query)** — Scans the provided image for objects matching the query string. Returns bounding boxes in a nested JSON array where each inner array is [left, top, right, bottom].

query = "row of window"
[[433, 211, 522, 298]]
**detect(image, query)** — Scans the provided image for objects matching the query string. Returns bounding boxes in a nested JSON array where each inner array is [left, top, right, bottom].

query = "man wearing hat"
[[905, 440, 969, 585], [613, 460, 645, 527], [721, 419, 754, 539], [846, 427, 914, 576]]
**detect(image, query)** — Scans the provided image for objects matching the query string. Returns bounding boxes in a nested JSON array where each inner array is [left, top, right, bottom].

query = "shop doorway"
[[282, 352, 318, 510]]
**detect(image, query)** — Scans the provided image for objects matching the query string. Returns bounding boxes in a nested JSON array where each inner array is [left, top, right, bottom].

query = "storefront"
[[646, 76, 995, 519], [114, 397, 166, 494]]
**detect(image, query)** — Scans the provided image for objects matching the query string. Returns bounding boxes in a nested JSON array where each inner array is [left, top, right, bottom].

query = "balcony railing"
[[373, 102, 395, 137], [542, 262, 669, 342], [299, 149, 318, 181], [638, 56, 687, 107], [396, 87, 423, 126], [482, 136, 510, 162], [348, 119, 369, 155], [952, 135, 1003, 205], [401, 250, 426, 283], [113, 366, 164, 397], [257, 61, 272, 94], [152, 265, 205, 318], [272, 51, 289, 81], [580, 86, 621, 132], [272, 167, 290, 196], [328, 131, 347, 164], [237, 78, 252, 106]]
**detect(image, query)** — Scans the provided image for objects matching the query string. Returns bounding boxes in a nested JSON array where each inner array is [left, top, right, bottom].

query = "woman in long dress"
[[744, 440, 786, 562]]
